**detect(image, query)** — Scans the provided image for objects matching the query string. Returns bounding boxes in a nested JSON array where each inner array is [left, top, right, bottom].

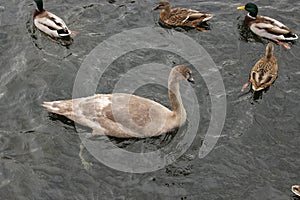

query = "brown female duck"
[[152, 0, 213, 31], [242, 43, 278, 92]]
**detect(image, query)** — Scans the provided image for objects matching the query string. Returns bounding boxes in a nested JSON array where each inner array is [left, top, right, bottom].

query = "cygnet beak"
[[188, 77, 195, 84]]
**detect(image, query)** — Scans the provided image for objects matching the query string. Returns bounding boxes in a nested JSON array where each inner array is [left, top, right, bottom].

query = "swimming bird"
[[152, 0, 213, 31], [33, 0, 76, 39], [292, 185, 300, 197], [241, 43, 278, 92], [237, 3, 298, 49], [43, 65, 195, 138]]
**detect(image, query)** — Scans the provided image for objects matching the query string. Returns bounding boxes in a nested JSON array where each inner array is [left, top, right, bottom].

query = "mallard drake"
[[237, 3, 298, 49], [241, 43, 278, 92], [33, 0, 75, 39], [292, 185, 300, 197], [152, 0, 213, 31], [43, 65, 195, 138]]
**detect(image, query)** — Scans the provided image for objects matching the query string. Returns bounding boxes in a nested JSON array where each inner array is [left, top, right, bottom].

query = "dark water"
[[0, 0, 300, 199]]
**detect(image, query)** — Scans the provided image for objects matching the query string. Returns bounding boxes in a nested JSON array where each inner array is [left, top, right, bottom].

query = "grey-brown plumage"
[[242, 43, 278, 92], [43, 65, 195, 138]]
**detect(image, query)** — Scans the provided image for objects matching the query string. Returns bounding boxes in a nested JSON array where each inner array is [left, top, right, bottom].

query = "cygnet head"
[[171, 65, 195, 84]]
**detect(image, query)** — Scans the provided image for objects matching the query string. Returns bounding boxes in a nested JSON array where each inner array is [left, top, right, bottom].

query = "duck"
[[292, 185, 300, 197], [42, 65, 195, 138], [237, 3, 298, 49], [33, 0, 75, 39], [241, 43, 278, 92], [152, 0, 213, 31]]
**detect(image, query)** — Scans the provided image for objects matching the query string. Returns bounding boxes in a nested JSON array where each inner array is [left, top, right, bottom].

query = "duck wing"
[[46, 12, 69, 31], [183, 9, 213, 22], [34, 11, 70, 37], [250, 16, 298, 40], [250, 58, 278, 91], [167, 8, 212, 25]]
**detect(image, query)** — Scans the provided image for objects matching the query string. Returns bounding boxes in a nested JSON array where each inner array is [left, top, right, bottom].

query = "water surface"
[[0, 0, 300, 199]]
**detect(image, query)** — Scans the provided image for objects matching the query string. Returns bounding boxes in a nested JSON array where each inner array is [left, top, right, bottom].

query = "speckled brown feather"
[[160, 8, 212, 27], [154, 1, 213, 29], [249, 43, 278, 91]]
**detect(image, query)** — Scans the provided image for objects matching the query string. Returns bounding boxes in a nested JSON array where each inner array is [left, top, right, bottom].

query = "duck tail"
[[202, 14, 213, 22], [57, 29, 70, 37], [292, 185, 300, 196], [283, 31, 298, 40], [265, 43, 274, 59]]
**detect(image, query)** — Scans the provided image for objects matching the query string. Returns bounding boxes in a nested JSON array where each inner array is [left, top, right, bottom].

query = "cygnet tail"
[[42, 100, 73, 115]]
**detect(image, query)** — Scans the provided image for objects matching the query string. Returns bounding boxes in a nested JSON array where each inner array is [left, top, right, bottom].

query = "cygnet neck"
[[168, 71, 186, 119]]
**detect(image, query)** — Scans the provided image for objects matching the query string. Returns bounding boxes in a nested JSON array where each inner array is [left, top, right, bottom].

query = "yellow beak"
[[237, 6, 245, 10]]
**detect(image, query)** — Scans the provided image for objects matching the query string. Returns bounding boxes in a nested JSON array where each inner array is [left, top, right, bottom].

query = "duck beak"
[[237, 6, 245, 10], [152, 5, 160, 11], [188, 77, 195, 84]]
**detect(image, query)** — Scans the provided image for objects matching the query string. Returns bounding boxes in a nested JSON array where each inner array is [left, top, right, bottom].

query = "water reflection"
[[237, 17, 265, 44], [239, 86, 272, 103], [158, 19, 211, 32]]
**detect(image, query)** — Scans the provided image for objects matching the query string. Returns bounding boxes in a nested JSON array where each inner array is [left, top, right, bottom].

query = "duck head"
[[34, 0, 44, 12], [237, 3, 258, 18], [152, 0, 171, 11]]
